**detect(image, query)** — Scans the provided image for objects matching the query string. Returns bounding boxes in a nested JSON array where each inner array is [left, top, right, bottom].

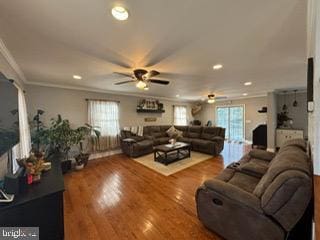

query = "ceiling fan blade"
[[215, 96, 228, 100], [114, 80, 136, 85], [148, 70, 160, 78], [113, 72, 132, 78], [149, 79, 170, 85]]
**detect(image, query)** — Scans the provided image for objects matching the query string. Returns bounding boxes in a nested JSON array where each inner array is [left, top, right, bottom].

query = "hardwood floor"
[[64, 142, 249, 240]]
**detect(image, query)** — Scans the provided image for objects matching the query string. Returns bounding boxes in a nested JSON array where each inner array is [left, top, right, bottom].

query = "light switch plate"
[[308, 101, 314, 112]]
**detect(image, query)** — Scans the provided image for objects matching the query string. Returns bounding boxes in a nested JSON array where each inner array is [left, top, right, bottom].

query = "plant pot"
[[75, 153, 90, 167], [75, 164, 84, 171], [61, 159, 72, 174]]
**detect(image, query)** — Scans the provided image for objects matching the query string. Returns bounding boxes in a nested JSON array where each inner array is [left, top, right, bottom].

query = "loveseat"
[[120, 125, 225, 158], [196, 139, 313, 240]]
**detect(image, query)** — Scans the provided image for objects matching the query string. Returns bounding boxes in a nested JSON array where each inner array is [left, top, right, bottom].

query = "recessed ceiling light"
[[244, 82, 252, 86], [243, 93, 248, 96], [73, 75, 82, 80], [176, 94, 180, 98], [111, 6, 129, 21], [213, 64, 223, 70]]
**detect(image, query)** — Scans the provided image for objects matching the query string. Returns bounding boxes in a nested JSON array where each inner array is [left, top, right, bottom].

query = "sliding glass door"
[[216, 105, 245, 141]]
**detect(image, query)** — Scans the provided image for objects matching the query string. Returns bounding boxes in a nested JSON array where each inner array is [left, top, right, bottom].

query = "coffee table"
[[153, 142, 191, 165]]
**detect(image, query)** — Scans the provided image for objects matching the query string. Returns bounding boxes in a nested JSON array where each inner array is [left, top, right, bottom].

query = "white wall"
[[276, 92, 308, 137], [267, 92, 277, 150], [197, 96, 267, 141], [25, 85, 193, 129]]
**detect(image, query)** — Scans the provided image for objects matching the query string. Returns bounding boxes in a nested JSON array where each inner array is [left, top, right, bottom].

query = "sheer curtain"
[[88, 100, 120, 150], [173, 105, 187, 125], [16, 85, 31, 158]]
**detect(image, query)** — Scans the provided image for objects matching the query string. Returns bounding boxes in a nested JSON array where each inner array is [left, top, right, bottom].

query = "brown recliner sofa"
[[196, 139, 313, 240], [120, 125, 225, 158]]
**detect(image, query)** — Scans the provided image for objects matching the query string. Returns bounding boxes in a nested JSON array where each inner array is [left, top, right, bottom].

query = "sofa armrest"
[[249, 149, 275, 161], [203, 179, 262, 213], [144, 135, 154, 140], [122, 138, 137, 143]]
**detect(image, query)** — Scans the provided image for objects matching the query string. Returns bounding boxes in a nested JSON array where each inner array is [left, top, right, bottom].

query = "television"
[[0, 72, 20, 181]]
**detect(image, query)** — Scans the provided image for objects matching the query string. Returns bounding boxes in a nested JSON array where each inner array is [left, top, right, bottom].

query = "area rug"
[[132, 151, 212, 176]]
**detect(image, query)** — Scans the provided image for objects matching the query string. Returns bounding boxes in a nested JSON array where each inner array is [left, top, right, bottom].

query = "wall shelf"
[[136, 109, 165, 113]]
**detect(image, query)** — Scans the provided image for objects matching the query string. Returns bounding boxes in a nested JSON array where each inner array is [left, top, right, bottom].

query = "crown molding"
[[0, 38, 27, 83], [26, 80, 193, 103]]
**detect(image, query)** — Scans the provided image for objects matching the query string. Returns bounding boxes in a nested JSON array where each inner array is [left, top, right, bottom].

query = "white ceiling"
[[0, 0, 308, 101]]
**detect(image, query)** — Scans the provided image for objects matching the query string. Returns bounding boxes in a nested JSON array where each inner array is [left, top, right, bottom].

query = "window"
[[216, 105, 245, 141], [88, 100, 120, 150], [173, 105, 187, 125]]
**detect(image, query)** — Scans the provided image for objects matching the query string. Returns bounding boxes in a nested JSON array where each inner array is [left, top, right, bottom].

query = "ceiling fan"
[[113, 69, 169, 90], [207, 94, 227, 104]]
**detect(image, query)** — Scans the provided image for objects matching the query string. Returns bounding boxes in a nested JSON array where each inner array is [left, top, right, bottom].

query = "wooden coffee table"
[[153, 142, 191, 165]]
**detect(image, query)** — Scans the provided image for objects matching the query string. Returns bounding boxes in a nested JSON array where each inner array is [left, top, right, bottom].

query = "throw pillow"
[[166, 126, 176, 138], [166, 126, 183, 139]]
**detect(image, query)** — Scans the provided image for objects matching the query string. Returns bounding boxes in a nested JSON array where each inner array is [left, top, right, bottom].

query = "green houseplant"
[[73, 124, 101, 170], [41, 115, 101, 172]]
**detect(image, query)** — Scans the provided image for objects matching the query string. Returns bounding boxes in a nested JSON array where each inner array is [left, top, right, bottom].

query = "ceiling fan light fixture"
[[73, 75, 82, 80], [143, 85, 149, 91], [111, 6, 129, 21], [207, 94, 215, 104], [136, 80, 147, 90], [213, 64, 223, 70]]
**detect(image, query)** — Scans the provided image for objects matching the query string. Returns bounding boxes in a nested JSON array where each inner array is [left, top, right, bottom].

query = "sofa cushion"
[[249, 149, 276, 161], [157, 137, 170, 145], [227, 172, 260, 193], [174, 126, 189, 137], [151, 132, 164, 138], [192, 139, 212, 147], [160, 125, 171, 132], [188, 126, 202, 138], [253, 146, 311, 198], [178, 137, 193, 144], [279, 138, 307, 153]]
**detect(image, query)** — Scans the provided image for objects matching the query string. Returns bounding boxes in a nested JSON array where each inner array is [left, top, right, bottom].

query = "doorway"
[[216, 105, 245, 141]]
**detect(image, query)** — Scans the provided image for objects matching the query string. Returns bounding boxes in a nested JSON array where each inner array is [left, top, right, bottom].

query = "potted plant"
[[41, 115, 77, 173], [73, 124, 100, 170]]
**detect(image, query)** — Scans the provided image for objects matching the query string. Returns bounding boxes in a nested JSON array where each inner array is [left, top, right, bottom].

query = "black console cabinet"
[[0, 158, 65, 240]]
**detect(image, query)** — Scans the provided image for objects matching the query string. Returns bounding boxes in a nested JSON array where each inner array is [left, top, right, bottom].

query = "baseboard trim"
[[89, 149, 122, 160]]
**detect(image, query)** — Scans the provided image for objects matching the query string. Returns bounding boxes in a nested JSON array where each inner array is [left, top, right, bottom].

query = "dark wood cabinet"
[[0, 158, 65, 240]]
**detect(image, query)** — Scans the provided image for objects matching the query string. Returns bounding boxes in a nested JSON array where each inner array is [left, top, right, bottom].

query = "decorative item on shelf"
[[144, 117, 157, 122], [293, 90, 298, 107], [282, 91, 288, 111], [277, 112, 293, 128], [258, 107, 267, 113], [137, 99, 165, 113], [191, 103, 202, 116]]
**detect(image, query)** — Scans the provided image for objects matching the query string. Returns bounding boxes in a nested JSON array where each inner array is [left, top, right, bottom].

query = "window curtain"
[[16, 85, 31, 159], [173, 105, 187, 126], [88, 100, 120, 151]]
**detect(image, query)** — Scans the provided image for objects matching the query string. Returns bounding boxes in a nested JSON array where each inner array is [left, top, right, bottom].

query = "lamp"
[[136, 81, 147, 90]]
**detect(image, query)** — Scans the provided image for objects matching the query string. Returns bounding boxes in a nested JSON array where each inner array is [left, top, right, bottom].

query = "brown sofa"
[[120, 125, 225, 158], [196, 139, 313, 240]]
